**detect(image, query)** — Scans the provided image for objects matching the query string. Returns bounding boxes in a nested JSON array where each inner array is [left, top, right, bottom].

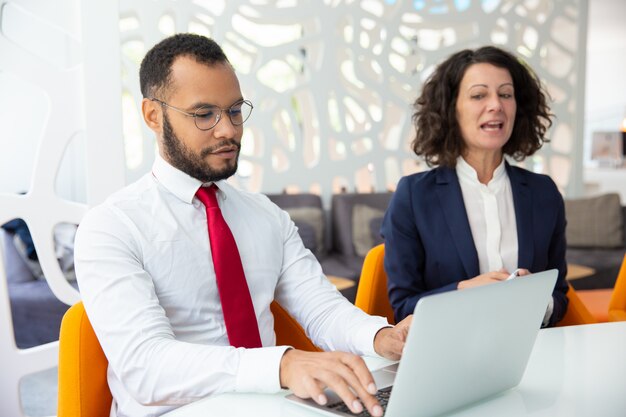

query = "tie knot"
[[196, 184, 219, 208]]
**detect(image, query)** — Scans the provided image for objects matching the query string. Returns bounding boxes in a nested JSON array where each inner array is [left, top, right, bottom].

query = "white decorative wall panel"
[[0, 1, 124, 414], [120, 0, 587, 199]]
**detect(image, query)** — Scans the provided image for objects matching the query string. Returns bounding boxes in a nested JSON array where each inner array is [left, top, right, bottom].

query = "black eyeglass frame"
[[150, 97, 253, 131]]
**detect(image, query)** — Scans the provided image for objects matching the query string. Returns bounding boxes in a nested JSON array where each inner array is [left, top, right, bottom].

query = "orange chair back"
[[355, 244, 395, 324], [57, 300, 320, 416], [57, 302, 111, 417], [271, 301, 321, 351], [608, 253, 626, 321], [556, 284, 598, 327]]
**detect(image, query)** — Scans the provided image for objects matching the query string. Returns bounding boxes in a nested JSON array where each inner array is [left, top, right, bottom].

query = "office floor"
[[21, 367, 57, 417]]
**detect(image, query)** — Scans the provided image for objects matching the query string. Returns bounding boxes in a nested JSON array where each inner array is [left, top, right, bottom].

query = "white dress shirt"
[[456, 156, 553, 325], [74, 155, 388, 417], [456, 156, 518, 274]]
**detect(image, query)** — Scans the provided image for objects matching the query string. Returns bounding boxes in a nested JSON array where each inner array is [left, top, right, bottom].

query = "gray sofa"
[[267, 192, 393, 301], [267, 191, 626, 296], [564, 194, 626, 290], [5, 191, 621, 347], [2, 229, 75, 348]]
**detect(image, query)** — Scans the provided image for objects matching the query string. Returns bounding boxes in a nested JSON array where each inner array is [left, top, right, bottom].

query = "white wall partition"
[[0, 0, 123, 415], [119, 0, 588, 199]]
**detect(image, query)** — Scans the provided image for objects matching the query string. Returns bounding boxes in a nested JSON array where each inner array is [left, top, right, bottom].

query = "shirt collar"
[[456, 156, 507, 188], [152, 154, 223, 204]]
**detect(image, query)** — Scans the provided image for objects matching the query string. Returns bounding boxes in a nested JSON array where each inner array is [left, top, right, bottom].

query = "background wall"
[[118, 0, 588, 201], [583, 0, 626, 164], [1, 0, 592, 206]]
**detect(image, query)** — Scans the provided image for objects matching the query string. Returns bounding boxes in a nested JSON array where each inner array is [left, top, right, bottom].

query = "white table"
[[165, 322, 626, 417]]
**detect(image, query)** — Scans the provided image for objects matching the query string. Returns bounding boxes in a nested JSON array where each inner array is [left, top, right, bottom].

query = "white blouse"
[[456, 156, 518, 275]]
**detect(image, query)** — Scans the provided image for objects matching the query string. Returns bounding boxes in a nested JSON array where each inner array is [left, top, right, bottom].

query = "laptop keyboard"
[[327, 386, 392, 416]]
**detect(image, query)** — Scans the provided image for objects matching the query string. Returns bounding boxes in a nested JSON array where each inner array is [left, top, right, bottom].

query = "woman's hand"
[[457, 268, 530, 289]]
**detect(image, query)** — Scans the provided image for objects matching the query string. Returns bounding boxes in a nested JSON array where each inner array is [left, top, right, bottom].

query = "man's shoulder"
[[81, 175, 155, 226], [219, 181, 277, 209]]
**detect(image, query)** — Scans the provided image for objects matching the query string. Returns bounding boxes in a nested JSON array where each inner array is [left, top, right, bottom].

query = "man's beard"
[[161, 112, 240, 183]]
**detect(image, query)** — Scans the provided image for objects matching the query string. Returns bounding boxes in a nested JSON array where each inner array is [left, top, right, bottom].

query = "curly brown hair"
[[411, 46, 553, 167]]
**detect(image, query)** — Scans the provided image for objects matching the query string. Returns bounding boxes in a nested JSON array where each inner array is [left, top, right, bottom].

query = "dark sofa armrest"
[[1, 229, 36, 283]]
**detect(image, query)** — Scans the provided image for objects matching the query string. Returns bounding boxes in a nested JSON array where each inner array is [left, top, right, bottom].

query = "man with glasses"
[[75, 33, 410, 417]]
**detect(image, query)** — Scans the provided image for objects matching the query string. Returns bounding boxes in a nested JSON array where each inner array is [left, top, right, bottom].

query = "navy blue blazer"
[[381, 162, 569, 326]]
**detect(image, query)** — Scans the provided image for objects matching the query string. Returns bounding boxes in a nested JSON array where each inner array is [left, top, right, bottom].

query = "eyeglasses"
[[150, 98, 253, 131]]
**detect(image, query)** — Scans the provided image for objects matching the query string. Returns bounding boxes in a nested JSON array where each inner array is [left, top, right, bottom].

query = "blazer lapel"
[[506, 163, 534, 269], [435, 167, 480, 278]]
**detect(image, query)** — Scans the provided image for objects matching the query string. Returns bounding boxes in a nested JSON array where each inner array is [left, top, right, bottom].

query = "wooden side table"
[[566, 264, 596, 281], [327, 275, 356, 291]]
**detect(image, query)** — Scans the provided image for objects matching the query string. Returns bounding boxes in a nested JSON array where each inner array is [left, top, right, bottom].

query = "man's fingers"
[[374, 317, 412, 361], [281, 350, 383, 416], [338, 355, 382, 416], [340, 354, 377, 394], [302, 375, 327, 405], [329, 356, 378, 414]]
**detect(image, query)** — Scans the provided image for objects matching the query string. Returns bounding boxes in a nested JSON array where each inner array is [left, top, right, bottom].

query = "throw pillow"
[[353, 204, 385, 257], [285, 207, 325, 256], [293, 220, 317, 254], [565, 193, 624, 248]]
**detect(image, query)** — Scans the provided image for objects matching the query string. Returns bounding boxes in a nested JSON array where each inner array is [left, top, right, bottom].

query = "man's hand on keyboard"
[[279, 350, 384, 417], [373, 315, 412, 361]]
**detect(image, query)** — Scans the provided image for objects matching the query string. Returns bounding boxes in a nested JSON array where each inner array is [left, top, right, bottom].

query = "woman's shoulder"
[[397, 166, 449, 189], [507, 164, 560, 196]]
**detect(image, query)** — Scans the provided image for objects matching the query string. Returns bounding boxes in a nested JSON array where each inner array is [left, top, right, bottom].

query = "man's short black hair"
[[139, 33, 229, 99]]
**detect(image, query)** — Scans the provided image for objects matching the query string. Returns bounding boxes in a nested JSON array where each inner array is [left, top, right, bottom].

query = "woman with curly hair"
[[381, 46, 568, 326]]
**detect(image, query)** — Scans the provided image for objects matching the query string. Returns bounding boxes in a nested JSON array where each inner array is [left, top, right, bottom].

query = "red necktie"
[[196, 184, 262, 348]]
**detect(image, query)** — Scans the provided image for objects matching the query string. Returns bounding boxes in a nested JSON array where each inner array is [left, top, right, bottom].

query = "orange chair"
[[57, 302, 111, 417], [574, 253, 626, 323], [57, 301, 320, 417], [352, 244, 602, 328], [608, 254, 626, 321], [556, 283, 598, 327], [354, 244, 395, 325], [270, 301, 322, 352]]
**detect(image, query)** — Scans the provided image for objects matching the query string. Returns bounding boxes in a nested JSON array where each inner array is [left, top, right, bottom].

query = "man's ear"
[[142, 98, 162, 133]]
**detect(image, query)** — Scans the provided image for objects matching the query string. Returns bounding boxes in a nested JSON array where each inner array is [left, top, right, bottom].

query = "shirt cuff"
[[235, 346, 291, 393], [353, 316, 392, 357]]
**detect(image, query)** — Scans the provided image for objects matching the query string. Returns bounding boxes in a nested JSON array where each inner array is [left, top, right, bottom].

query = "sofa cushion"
[[565, 194, 624, 248], [266, 193, 325, 257], [292, 220, 317, 254], [285, 207, 324, 256], [331, 192, 393, 258], [8, 280, 78, 348], [352, 204, 385, 257]]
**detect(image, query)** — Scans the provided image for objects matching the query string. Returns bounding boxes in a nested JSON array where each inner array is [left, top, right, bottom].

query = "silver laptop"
[[286, 269, 557, 417]]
